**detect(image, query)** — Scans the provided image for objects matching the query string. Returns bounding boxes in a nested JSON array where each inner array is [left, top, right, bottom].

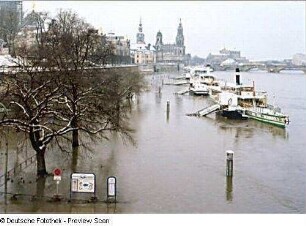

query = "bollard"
[[226, 150, 234, 177], [166, 101, 170, 122]]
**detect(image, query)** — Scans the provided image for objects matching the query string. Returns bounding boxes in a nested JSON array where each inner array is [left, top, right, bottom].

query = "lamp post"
[[0, 102, 9, 205], [4, 127, 8, 205]]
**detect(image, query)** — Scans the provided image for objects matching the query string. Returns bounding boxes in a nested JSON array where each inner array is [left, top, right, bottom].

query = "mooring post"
[[158, 86, 161, 94], [226, 150, 234, 177], [166, 101, 170, 113]]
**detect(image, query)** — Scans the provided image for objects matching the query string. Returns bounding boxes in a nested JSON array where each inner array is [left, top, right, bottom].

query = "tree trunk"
[[72, 129, 79, 148], [71, 117, 79, 149], [116, 101, 120, 125], [36, 148, 47, 177], [71, 85, 79, 149], [71, 147, 79, 172], [36, 177, 46, 199], [29, 129, 48, 177]]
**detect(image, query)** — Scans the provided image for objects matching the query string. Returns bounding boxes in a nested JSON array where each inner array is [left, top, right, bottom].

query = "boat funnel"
[[235, 68, 240, 85]]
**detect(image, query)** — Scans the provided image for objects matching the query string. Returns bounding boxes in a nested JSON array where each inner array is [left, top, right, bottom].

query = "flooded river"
[[1, 70, 306, 213]]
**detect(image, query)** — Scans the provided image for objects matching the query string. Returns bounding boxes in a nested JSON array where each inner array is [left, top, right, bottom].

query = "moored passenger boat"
[[245, 106, 289, 128], [214, 68, 290, 127], [189, 81, 209, 95]]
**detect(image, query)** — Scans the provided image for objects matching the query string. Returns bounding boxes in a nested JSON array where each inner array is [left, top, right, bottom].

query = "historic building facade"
[[0, 0, 23, 54], [206, 48, 249, 67], [104, 31, 131, 65], [154, 19, 186, 64], [130, 19, 156, 65]]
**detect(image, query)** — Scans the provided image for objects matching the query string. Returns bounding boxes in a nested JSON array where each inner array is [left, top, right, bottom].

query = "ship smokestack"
[[235, 68, 240, 85]]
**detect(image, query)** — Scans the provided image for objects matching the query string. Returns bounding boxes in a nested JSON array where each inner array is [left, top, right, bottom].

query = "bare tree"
[[0, 7, 20, 56], [42, 10, 144, 150], [0, 69, 76, 176], [0, 11, 74, 177]]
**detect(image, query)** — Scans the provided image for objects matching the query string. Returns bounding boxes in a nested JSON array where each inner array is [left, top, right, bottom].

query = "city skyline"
[[23, 1, 305, 61]]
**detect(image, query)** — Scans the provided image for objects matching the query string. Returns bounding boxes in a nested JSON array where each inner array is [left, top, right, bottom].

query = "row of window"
[[136, 55, 151, 58]]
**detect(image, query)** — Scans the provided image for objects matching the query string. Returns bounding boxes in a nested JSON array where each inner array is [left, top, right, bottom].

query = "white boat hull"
[[189, 87, 209, 95]]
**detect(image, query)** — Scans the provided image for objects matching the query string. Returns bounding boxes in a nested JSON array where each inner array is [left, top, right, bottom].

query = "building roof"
[[221, 58, 237, 66], [130, 43, 155, 52], [0, 55, 17, 67]]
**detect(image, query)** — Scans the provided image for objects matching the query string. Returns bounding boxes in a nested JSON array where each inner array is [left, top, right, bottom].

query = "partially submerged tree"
[[0, 9, 145, 176], [42, 10, 144, 150], [0, 70, 76, 176]]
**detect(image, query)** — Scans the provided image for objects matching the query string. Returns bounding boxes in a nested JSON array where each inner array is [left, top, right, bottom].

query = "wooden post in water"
[[166, 101, 170, 122], [166, 101, 170, 113], [226, 176, 233, 201], [226, 150, 234, 177], [158, 86, 161, 94]]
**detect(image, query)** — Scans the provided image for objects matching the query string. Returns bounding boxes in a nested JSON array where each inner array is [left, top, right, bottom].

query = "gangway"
[[163, 78, 189, 86], [176, 88, 190, 95], [187, 104, 220, 117], [173, 76, 187, 80], [174, 81, 189, 86]]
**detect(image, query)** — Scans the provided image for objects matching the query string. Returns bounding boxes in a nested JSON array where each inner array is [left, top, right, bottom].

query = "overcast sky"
[[23, 1, 305, 61]]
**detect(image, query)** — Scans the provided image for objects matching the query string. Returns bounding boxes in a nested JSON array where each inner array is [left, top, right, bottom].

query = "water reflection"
[[166, 108, 170, 123], [0, 71, 305, 213], [36, 177, 46, 199], [106, 203, 117, 213], [215, 114, 289, 140], [29, 177, 46, 212], [155, 92, 162, 105], [226, 176, 233, 202]]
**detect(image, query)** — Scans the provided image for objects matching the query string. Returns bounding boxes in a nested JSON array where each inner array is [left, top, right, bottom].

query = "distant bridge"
[[265, 65, 306, 73], [220, 63, 306, 74]]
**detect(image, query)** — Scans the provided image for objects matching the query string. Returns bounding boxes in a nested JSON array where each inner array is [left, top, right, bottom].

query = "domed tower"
[[176, 18, 184, 47], [136, 18, 145, 44], [155, 30, 163, 50]]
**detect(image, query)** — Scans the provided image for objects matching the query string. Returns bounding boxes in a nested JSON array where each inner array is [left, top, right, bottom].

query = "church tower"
[[176, 18, 184, 47], [155, 30, 163, 50], [136, 18, 145, 44]]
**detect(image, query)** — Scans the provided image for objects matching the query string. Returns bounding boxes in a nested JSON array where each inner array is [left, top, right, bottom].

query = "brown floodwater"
[[0, 70, 305, 213]]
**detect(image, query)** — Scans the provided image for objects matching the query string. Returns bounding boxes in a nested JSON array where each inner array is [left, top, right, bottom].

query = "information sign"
[[107, 176, 116, 197], [71, 173, 95, 193]]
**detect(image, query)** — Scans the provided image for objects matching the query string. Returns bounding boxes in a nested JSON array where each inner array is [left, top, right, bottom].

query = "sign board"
[[107, 176, 116, 197], [71, 173, 95, 193], [53, 168, 62, 176], [53, 168, 62, 181], [53, 175, 62, 181]]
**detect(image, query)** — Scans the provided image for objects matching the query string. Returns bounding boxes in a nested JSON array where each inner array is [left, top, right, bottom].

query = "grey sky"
[[23, 1, 305, 61]]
